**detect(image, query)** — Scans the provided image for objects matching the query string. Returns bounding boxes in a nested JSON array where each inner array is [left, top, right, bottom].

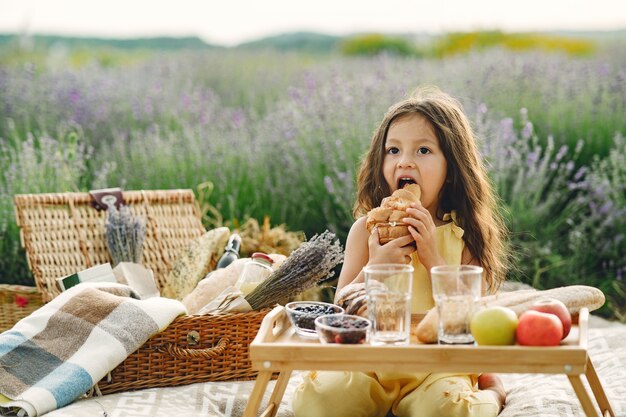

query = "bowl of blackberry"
[[315, 314, 371, 344], [285, 301, 344, 338]]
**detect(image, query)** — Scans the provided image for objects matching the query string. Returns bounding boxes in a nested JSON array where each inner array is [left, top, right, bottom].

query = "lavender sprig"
[[245, 230, 343, 310], [104, 205, 146, 265]]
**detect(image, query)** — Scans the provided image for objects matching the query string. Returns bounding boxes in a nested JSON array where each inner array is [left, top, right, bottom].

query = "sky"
[[1, 0, 625, 46]]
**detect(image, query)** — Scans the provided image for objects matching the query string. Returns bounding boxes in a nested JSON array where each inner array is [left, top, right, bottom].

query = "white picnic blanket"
[[0, 282, 186, 417], [40, 324, 626, 417]]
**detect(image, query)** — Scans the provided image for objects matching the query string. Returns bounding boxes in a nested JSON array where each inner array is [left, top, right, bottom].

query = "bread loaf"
[[366, 184, 421, 244], [415, 285, 606, 344], [161, 227, 230, 300], [182, 254, 287, 314]]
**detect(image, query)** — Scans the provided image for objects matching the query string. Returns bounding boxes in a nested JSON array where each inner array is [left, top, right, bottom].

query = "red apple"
[[529, 298, 572, 339], [516, 310, 563, 346]]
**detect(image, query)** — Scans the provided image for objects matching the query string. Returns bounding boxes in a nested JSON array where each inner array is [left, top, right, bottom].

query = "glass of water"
[[363, 264, 413, 345], [431, 265, 482, 345]]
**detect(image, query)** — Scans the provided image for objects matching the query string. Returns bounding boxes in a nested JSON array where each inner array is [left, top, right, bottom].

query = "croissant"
[[366, 184, 421, 244], [335, 283, 368, 317], [335, 281, 389, 317]]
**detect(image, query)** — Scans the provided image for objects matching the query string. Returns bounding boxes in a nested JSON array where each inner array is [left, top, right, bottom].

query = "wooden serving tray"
[[243, 306, 615, 417]]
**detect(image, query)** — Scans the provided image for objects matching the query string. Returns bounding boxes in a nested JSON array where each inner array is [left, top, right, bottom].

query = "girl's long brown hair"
[[354, 88, 508, 291]]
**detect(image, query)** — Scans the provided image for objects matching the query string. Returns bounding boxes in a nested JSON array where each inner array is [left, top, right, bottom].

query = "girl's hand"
[[403, 203, 445, 270], [368, 228, 415, 265]]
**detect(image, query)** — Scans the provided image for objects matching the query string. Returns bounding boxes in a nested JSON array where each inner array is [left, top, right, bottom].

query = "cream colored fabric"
[[410, 213, 464, 313], [182, 254, 287, 314], [37, 324, 626, 417], [292, 371, 499, 417]]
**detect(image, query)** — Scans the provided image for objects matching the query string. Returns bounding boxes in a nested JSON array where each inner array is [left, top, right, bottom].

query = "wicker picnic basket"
[[96, 309, 270, 394], [13, 189, 271, 393], [0, 284, 44, 333], [13, 189, 206, 303]]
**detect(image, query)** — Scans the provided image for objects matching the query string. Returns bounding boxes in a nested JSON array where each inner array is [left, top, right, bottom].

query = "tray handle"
[[156, 337, 230, 359], [253, 305, 288, 343]]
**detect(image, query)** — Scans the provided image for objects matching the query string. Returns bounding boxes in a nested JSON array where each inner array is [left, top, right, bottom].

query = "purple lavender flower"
[[574, 166, 588, 181], [324, 176, 334, 195], [522, 122, 533, 140], [555, 145, 567, 162], [105, 205, 146, 265]]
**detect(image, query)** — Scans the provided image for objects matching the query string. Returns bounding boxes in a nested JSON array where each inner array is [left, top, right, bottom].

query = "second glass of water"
[[363, 264, 413, 345], [431, 265, 482, 345]]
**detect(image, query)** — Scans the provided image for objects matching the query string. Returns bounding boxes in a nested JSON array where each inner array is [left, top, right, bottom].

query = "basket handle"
[[156, 337, 230, 359]]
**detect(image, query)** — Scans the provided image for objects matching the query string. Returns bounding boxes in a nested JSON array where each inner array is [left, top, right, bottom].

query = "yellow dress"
[[410, 213, 465, 313], [292, 216, 500, 417]]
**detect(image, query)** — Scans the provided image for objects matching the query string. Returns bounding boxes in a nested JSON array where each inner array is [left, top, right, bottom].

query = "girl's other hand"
[[403, 203, 445, 270], [368, 228, 416, 265]]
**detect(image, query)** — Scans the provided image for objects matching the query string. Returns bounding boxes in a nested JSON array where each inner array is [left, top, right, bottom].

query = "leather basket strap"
[[89, 188, 125, 211]]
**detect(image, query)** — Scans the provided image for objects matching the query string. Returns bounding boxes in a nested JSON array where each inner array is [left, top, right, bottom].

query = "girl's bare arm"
[[335, 216, 417, 302], [334, 217, 370, 301]]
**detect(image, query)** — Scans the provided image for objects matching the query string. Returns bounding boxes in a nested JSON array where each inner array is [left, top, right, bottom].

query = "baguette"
[[415, 285, 606, 344]]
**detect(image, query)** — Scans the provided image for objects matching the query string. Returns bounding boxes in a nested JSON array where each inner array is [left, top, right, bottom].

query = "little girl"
[[292, 88, 509, 417]]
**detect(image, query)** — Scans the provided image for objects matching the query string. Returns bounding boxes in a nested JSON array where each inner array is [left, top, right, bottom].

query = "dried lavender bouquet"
[[245, 230, 343, 310], [104, 205, 146, 265]]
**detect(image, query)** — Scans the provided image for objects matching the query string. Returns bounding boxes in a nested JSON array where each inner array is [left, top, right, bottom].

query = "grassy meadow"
[[1, 32, 625, 320]]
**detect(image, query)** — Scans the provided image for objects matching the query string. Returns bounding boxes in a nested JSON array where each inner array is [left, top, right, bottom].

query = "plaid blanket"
[[0, 282, 186, 417]]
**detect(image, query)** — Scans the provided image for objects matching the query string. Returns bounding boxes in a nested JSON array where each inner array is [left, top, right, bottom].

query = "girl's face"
[[382, 113, 448, 220]]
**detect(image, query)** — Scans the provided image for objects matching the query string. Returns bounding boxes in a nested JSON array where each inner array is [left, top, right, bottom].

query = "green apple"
[[470, 306, 518, 345]]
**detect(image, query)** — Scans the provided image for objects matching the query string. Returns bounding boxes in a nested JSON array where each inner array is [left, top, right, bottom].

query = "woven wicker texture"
[[96, 309, 270, 395], [13, 189, 273, 393], [13, 190, 205, 303], [0, 284, 44, 333]]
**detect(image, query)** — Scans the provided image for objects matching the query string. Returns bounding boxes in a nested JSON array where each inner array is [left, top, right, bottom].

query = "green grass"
[[1, 43, 624, 320]]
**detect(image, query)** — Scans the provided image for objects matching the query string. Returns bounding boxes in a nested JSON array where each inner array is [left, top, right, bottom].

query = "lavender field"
[[1, 44, 625, 319]]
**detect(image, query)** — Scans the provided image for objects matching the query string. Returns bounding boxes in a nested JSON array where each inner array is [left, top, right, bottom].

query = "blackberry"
[[320, 317, 369, 344], [293, 304, 337, 330], [326, 317, 369, 329]]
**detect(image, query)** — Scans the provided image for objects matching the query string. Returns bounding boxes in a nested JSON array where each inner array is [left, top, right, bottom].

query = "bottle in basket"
[[216, 234, 241, 269], [235, 252, 274, 296]]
